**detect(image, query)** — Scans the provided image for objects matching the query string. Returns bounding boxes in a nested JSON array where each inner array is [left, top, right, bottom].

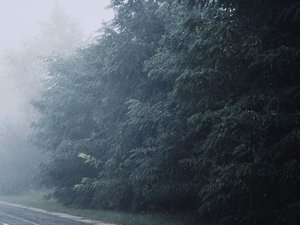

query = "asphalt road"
[[0, 201, 113, 225]]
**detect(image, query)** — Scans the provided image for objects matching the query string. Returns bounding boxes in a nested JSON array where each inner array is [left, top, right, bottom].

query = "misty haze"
[[0, 1, 299, 225]]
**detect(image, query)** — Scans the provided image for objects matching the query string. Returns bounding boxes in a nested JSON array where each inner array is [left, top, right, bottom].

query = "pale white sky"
[[0, 0, 113, 51], [0, 0, 113, 120]]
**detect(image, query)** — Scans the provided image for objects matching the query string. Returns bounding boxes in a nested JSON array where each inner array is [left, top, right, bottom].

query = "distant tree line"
[[33, 1, 300, 225], [0, 5, 82, 195]]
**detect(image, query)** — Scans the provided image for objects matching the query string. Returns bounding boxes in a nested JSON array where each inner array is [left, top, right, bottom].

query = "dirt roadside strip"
[[0, 201, 116, 225]]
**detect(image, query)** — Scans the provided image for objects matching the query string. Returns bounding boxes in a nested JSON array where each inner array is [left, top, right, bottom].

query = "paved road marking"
[[0, 211, 40, 225], [0, 201, 115, 225]]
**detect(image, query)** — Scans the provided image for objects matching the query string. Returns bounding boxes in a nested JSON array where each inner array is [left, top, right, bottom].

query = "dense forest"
[[32, 0, 300, 225]]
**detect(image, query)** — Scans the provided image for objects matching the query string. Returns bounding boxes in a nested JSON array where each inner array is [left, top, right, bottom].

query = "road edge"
[[0, 201, 116, 225]]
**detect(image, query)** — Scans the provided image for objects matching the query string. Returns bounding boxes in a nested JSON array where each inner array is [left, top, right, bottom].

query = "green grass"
[[0, 192, 198, 225]]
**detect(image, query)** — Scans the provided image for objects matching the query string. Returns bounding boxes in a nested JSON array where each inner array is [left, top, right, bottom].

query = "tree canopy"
[[33, 1, 300, 225]]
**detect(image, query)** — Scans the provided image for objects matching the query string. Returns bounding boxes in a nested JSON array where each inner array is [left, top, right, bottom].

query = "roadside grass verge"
[[0, 192, 198, 225]]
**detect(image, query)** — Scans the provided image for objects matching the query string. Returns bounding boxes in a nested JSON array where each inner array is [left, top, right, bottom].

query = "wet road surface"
[[0, 201, 113, 225]]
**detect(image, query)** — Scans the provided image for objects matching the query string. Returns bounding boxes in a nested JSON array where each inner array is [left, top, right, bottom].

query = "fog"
[[0, 0, 113, 51], [0, 0, 113, 194], [0, 0, 113, 117]]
